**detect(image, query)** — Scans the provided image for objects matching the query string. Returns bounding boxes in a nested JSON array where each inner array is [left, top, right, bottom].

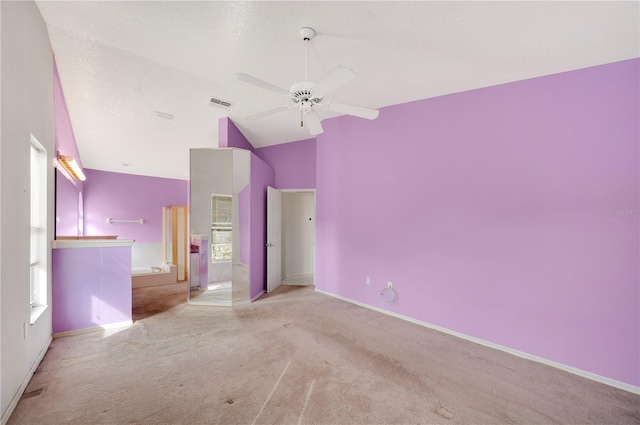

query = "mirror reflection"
[[189, 148, 251, 306]]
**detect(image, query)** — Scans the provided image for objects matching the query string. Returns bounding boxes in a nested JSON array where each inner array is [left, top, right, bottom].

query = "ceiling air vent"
[[154, 111, 174, 120], [210, 97, 232, 109]]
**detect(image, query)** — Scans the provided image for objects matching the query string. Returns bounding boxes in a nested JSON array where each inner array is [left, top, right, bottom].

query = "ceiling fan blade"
[[328, 102, 379, 120], [314, 65, 356, 97], [247, 106, 290, 120], [304, 112, 324, 135], [234, 73, 290, 96]]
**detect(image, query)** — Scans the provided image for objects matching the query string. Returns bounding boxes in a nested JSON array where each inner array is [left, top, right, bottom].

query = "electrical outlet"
[[387, 281, 393, 289], [23, 322, 29, 339], [365, 276, 371, 285]]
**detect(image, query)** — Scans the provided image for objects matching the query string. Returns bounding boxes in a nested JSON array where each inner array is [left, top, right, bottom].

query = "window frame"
[[210, 194, 232, 262], [30, 136, 48, 323]]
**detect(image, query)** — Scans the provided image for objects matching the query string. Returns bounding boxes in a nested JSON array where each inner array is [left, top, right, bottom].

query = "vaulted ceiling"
[[36, 1, 639, 180]]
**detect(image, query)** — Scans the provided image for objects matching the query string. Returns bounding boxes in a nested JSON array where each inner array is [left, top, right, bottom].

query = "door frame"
[[278, 189, 316, 286]]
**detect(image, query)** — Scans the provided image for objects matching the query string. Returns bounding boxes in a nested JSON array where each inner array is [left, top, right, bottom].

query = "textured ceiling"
[[36, 1, 639, 180]]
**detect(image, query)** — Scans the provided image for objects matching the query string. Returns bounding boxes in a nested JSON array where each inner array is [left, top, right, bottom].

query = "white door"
[[267, 186, 282, 292]]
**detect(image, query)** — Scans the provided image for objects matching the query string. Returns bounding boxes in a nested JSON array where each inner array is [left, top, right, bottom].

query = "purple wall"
[[255, 138, 316, 189], [55, 169, 80, 236], [249, 154, 275, 300], [52, 246, 132, 333], [239, 185, 251, 265], [54, 58, 85, 236], [54, 59, 84, 184], [83, 169, 188, 242], [316, 59, 639, 386], [218, 117, 255, 152]]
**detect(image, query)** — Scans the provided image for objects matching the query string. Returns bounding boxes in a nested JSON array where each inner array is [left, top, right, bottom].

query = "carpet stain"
[[436, 402, 455, 419], [9, 285, 639, 425], [283, 323, 293, 328], [21, 389, 43, 399]]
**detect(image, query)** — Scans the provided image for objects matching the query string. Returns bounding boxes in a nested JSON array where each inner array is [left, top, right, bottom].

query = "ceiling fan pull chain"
[[301, 107, 304, 127]]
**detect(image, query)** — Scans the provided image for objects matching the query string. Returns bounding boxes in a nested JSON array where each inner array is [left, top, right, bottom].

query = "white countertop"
[[52, 239, 135, 249]]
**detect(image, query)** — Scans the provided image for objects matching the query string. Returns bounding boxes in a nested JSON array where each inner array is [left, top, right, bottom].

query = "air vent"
[[210, 97, 232, 109], [154, 111, 174, 120]]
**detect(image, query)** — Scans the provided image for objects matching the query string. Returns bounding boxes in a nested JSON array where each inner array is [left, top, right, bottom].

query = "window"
[[211, 195, 232, 261], [30, 137, 48, 322]]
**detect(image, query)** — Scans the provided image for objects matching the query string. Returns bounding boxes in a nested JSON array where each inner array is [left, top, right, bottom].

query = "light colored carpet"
[[8, 285, 640, 424], [132, 281, 187, 322], [190, 282, 232, 306]]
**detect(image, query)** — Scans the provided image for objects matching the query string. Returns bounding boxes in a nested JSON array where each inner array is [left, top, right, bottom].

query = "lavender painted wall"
[[255, 138, 316, 189], [218, 117, 255, 152], [52, 245, 132, 333], [55, 169, 80, 236], [315, 59, 639, 387], [83, 169, 188, 242], [54, 58, 84, 235], [54, 59, 83, 168], [239, 185, 251, 265], [250, 153, 275, 300]]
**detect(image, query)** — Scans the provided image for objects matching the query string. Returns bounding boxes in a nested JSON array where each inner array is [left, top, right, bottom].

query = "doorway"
[[280, 190, 315, 287], [267, 188, 315, 292]]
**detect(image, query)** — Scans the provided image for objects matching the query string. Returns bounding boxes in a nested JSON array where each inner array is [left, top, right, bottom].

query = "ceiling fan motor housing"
[[289, 81, 322, 105]]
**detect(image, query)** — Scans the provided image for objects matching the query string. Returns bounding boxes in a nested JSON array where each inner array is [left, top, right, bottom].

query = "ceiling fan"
[[234, 27, 379, 136]]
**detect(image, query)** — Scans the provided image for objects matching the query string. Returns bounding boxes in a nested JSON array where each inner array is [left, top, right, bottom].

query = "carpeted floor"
[[132, 281, 188, 321], [190, 282, 232, 306], [8, 285, 640, 424]]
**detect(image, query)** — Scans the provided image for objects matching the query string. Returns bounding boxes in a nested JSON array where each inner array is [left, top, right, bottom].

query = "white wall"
[[281, 192, 315, 278], [0, 1, 55, 422], [0, 1, 3, 416], [131, 242, 164, 269]]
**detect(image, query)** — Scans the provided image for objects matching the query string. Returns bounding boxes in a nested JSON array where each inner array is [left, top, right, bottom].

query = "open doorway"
[[280, 190, 315, 287], [267, 188, 315, 293]]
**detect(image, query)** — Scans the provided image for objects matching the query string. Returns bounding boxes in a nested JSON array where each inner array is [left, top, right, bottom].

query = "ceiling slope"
[[37, 1, 639, 179]]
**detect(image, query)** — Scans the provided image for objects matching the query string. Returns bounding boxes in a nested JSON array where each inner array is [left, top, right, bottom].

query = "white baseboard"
[[53, 320, 133, 339], [314, 288, 640, 395], [1, 335, 53, 425]]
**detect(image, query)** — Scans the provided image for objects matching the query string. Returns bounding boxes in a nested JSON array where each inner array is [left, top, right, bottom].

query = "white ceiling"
[[36, 1, 639, 180]]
